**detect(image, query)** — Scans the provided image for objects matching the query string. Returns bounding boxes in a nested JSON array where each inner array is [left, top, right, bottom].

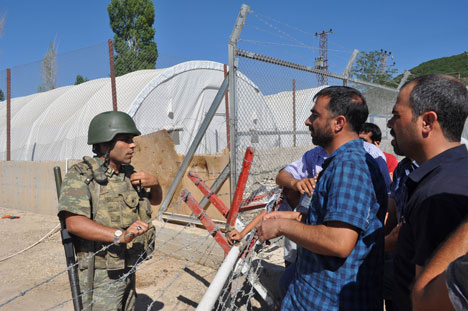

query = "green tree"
[[0, 89, 4, 101], [108, 0, 158, 76], [74, 75, 89, 85], [351, 50, 398, 87]]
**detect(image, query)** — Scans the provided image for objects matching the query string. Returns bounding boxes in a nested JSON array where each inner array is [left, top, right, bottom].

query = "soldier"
[[58, 111, 162, 310]]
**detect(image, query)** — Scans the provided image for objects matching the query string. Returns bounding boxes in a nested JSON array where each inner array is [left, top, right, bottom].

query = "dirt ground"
[[0, 206, 284, 311]]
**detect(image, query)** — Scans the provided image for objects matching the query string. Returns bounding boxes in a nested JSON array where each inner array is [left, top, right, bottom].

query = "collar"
[[319, 138, 363, 177], [408, 144, 468, 185], [93, 156, 118, 177]]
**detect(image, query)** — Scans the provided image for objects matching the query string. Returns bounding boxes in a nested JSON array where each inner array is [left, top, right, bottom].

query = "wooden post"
[[108, 39, 118, 111], [6, 68, 11, 161], [293, 79, 296, 147], [224, 64, 230, 150]]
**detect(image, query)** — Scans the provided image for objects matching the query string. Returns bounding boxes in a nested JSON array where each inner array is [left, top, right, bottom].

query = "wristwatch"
[[114, 229, 123, 244]]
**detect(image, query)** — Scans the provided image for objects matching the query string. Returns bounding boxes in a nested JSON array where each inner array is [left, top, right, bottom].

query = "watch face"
[[115, 230, 123, 237]]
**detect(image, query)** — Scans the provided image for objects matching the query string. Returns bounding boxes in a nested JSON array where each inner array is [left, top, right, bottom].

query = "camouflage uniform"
[[58, 156, 154, 311]]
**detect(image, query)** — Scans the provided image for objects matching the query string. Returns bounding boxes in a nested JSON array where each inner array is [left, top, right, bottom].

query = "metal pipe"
[[237, 49, 398, 92], [229, 4, 250, 201], [195, 246, 240, 311], [200, 162, 230, 210], [180, 190, 230, 255], [397, 70, 411, 90], [187, 171, 229, 217], [223, 64, 231, 151], [227, 147, 254, 228], [343, 49, 359, 86], [158, 75, 229, 217]]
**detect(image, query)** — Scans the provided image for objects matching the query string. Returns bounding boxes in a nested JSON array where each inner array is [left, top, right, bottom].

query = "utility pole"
[[315, 29, 332, 86]]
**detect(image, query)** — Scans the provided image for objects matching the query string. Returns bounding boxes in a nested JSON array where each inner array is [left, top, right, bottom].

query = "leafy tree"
[[394, 52, 468, 85], [351, 50, 398, 87], [38, 40, 57, 92], [108, 0, 158, 76], [74, 75, 89, 85], [0, 89, 4, 101]]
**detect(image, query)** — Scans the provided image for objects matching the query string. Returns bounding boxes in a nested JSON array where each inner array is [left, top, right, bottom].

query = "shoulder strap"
[[81, 157, 103, 220]]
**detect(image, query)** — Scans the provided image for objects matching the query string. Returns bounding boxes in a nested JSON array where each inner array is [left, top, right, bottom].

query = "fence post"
[[343, 49, 359, 86], [397, 70, 411, 90], [228, 4, 250, 201], [292, 79, 296, 147], [6, 68, 11, 161], [157, 76, 229, 218], [224, 64, 230, 151], [108, 39, 118, 111]]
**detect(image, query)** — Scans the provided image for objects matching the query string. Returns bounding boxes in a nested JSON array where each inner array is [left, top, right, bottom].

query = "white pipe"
[[196, 246, 240, 310]]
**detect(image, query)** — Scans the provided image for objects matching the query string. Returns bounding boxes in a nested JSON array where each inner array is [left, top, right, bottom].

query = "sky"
[[0, 0, 467, 96]]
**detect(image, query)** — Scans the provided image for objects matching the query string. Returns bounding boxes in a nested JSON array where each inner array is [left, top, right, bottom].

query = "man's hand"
[[120, 220, 149, 244], [291, 177, 316, 196], [263, 211, 302, 221], [227, 230, 241, 245], [130, 171, 159, 188], [385, 223, 401, 252], [257, 218, 283, 243]]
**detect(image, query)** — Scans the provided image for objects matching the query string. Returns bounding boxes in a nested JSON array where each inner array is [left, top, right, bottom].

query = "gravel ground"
[[0, 207, 283, 311]]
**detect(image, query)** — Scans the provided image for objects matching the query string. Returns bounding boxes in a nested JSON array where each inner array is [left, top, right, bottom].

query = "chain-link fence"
[[229, 7, 399, 189], [0, 39, 228, 162]]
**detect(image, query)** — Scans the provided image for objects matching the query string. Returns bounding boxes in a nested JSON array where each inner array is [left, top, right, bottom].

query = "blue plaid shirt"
[[282, 139, 387, 311]]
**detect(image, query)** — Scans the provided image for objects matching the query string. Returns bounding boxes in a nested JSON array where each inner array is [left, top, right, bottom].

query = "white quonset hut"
[[0, 61, 278, 161]]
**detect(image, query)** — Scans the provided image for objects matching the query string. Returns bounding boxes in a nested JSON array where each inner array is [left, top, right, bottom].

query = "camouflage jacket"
[[58, 156, 154, 270]]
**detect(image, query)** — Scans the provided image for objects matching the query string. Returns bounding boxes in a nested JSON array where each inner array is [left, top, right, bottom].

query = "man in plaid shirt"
[[258, 86, 387, 311]]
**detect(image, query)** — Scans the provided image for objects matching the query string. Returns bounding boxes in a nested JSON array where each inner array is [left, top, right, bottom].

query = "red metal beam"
[[180, 190, 230, 255], [187, 171, 229, 217], [227, 147, 255, 227]]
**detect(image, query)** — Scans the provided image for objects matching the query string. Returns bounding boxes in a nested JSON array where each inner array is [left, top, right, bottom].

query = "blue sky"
[[0, 0, 467, 95]]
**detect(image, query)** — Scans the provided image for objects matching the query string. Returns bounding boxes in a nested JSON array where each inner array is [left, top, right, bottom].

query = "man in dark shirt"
[[387, 74, 468, 311]]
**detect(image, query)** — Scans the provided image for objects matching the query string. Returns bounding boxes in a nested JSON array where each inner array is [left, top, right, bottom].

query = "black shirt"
[[393, 145, 468, 311]]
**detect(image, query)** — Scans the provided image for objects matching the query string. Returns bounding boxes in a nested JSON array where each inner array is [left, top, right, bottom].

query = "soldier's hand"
[[130, 171, 159, 188], [121, 220, 149, 244]]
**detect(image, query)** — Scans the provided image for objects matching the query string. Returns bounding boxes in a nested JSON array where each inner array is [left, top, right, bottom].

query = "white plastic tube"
[[196, 246, 240, 311]]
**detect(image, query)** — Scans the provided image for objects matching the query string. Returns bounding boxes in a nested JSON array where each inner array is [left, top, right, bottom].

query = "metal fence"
[[228, 5, 399, 191], [0, 39, 224, 162]]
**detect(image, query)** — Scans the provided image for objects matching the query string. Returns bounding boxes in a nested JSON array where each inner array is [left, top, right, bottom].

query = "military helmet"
[[87, 111, 141, 145]]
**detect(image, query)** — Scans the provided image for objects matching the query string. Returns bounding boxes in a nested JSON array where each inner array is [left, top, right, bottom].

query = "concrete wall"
[[0, 160, 78, 215], [0, 130, 231, 221]]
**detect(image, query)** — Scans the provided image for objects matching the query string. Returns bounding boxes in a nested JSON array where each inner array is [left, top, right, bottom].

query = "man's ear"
[[334, 115, 346, 132], [421, 111, 437, 135]]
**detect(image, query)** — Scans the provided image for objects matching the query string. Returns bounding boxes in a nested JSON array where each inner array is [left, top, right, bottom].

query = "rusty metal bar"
[[108, 39, 118, 111], [187, 171, 229, 217], [180, 190, 230, 255], [6, 68, 11, 161], [227, 147, 254, 228]]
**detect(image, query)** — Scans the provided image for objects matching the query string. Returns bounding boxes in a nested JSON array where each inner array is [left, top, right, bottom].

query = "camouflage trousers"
[[78, 267, 136, 311]]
